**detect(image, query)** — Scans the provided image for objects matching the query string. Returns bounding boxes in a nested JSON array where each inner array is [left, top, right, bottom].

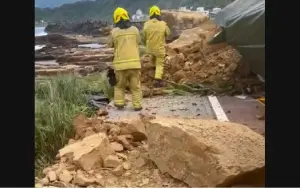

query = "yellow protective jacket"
[[143, 18, 170, 55], [108, 26, 141, 71]]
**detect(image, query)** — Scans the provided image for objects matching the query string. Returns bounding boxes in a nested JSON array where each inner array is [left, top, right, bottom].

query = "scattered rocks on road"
[[36, 113, 265, 188]]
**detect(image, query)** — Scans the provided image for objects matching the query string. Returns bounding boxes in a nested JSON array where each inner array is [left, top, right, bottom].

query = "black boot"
[[154, 79, 164, 88], [114, 104, 124, 110], [134, 107, 142, 111]]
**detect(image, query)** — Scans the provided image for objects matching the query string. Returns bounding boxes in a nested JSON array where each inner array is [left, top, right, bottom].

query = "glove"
[[107, 67, 117, 86]]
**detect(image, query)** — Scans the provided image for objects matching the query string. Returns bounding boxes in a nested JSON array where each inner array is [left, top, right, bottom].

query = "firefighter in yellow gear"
[[143, 5, 170, 87], [108, 7, 142, 111]]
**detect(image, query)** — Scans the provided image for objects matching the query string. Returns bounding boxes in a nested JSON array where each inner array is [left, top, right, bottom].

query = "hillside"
[[35, 0, 94, 8], [35, 0, 233, 22]]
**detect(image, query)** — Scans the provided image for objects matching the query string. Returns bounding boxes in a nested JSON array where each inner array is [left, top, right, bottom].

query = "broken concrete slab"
[[59, 133, 114, 171], [144, 116, 265, 187]]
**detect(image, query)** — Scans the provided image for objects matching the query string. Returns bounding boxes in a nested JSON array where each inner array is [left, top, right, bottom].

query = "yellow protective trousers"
[[114, 69, 142, 109], [152, 54, 165, 80]]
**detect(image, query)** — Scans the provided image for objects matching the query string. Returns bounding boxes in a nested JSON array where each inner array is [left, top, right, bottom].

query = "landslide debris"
[[161, 10, 209, 42], [161, 10, 209, 31], [36, 114, 188, 188], [141, 21, 264, 95], [36, 114, 265, 188]]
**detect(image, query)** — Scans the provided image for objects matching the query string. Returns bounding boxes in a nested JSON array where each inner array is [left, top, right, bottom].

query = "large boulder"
[[144, 116, 265, 187], [58, 133, 114, 171]]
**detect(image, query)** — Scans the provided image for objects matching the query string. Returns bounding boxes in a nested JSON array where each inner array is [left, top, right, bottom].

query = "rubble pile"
[[35, 114, 265, 188], [161, 10, 209, 31], [141, 24, 264, 94], [35, 114, 188, 188], [161, 10, 210, 42]]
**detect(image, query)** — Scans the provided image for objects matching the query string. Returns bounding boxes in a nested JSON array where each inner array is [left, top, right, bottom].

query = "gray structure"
[[210, 0, 265, 78]]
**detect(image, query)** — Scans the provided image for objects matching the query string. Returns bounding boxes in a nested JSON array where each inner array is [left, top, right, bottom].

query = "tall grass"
[[35, 74, 111, 175]]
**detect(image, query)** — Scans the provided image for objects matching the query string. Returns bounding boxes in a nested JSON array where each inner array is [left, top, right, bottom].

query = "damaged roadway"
[[36, 112, 265, 188]]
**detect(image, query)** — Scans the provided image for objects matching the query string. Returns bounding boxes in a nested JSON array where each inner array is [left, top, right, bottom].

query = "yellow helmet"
[[149, 5, 161, 17], [113, 7, 130, 24]]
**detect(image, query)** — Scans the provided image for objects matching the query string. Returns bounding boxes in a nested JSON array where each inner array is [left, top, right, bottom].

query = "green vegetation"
[[35, 0, 233, 22], [35, 74, 111, 175]]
